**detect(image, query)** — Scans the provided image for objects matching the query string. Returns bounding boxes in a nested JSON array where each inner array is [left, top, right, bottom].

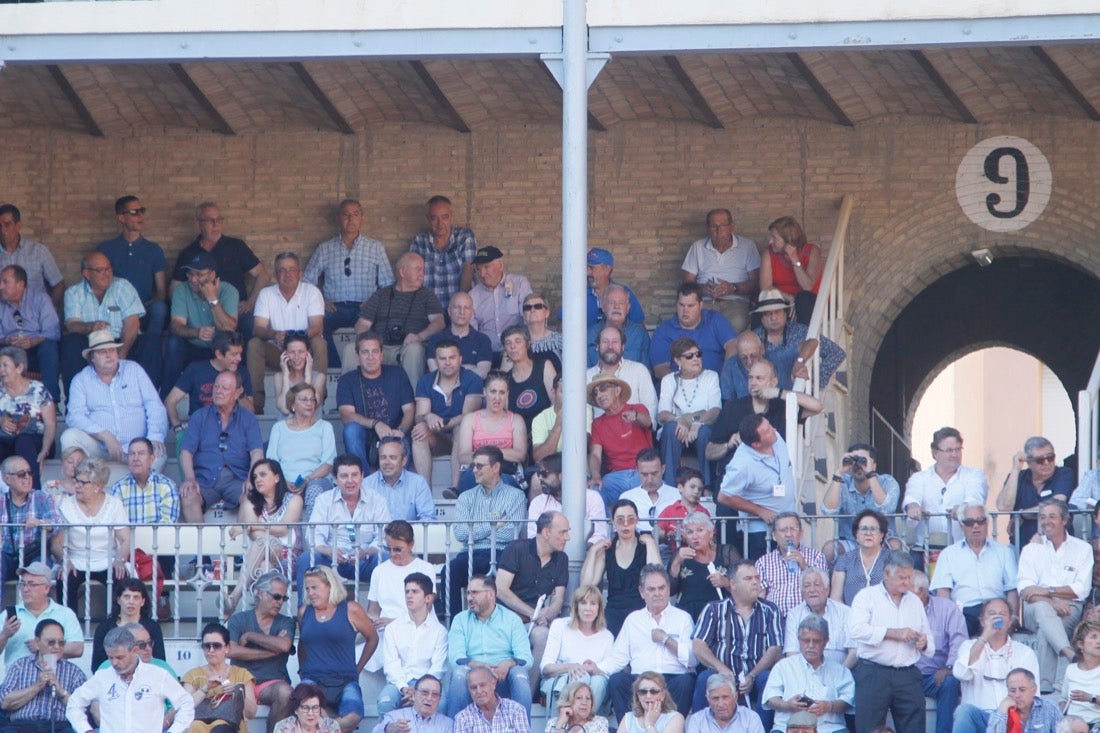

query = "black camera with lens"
[[384, 324, 407, 346], [842, 455, 868, 467]]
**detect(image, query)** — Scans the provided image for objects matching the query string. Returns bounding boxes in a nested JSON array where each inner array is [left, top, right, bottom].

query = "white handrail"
[[1077, 348, 1100, 483]]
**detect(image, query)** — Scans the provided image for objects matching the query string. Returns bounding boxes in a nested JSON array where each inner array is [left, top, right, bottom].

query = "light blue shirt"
[[303, 234, 394, 303], [0, 286, 60, 341], [447, 604, 533, 669], [719, 434, 797, 533], [361, 468, 436, 522], [929, 539, 1018, 608], [63, 278, 144, 338], [763, 654, 855, 733], [821, 473, 901, 541], [371, 707, 453, 733], [66, 359, 167, 444]]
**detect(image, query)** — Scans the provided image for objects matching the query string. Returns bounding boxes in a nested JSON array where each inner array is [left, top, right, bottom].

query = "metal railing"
[[871, 406, 915, 499], [1077, 348, 1100, 484]]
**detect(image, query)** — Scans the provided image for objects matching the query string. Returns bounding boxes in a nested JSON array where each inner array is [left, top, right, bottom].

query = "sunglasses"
[[678, 350, 702, 360], [202, 642, 225, 651], [40, 638, 65, 647], [4, 470, 31, 479], [12, 310, 24, 330], [134, 640, 152, 650], [1028, 454, 1056, 465], [960, 518, 988, 527], [218, 431, 229, 452], [343, 256, 352, 277], [470, 461, 490, 470], [265, 591, 289, 603], [122, 207, 147, 216], [637, 687, 663, 696], [522, 303, 547, 312]]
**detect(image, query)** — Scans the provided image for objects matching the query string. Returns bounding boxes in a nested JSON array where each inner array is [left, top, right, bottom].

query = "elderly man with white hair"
[[783, 568, 856, 668], [687, 673, 764, 733]]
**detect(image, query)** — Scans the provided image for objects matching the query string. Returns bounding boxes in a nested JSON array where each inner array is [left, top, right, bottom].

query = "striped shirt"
[[63, 278, 145, 338], [0, 237, 64, 291], [452, 482, 526, 552], [0, 490, 63, 557], [66, 359, 168, 444], [0, 655, 86, 722], [110, 471, 180, 524], [755, 544, 829, 618], [453, 697, 530, 733], [692, 597, 783, 675], [304, 234, 394, 303], [409, 226, 478, 310]]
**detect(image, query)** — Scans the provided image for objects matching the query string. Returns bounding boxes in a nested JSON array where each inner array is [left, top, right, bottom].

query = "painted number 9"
[[956, 136, 1051, 232]]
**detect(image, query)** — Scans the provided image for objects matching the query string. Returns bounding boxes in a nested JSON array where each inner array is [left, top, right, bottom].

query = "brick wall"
[[4, 116, 1099, 435]]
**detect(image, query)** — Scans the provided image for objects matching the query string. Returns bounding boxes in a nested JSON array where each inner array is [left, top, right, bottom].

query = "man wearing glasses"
[[0, 618, 87, 732], [903, 427, 989, 563], [96, 195, 168, 390], [930, 502, 1019, 637], [178, 370, 263, 522], [373, 673, 452, 733], [304, 199, 394, 369], [227, 572, 296, 733], [681, 208, 760, 333], [0, 562, 83, 666], [996, 436, 1075, 546], [0, 457, 63, 585]]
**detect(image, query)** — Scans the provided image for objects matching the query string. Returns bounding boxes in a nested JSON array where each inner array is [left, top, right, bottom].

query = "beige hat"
[[788, 711, 818, 729], [753, 288, 792, 314], [82, 329, 123, 359], [587, 372, 632, 407]]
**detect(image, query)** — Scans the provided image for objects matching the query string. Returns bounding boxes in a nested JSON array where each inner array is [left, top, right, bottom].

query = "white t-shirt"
[[59, 494, 129, 572], [365, 557, 439, 620]]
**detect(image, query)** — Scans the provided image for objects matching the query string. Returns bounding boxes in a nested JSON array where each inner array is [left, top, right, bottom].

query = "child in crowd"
[[657, 466, 710, 553]]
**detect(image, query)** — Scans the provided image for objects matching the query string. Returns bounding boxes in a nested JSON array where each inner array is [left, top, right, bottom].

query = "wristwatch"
[[208, 299, 219, 306]]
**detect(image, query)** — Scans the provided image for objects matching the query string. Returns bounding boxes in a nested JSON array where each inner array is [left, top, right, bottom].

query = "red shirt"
[[768, 243, 822, 295], [591, 403, 653, 472]]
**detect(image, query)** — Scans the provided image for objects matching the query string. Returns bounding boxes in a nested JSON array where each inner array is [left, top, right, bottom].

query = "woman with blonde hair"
[[541, 584, 615, 713], [548, 681, 608, 733], [619, 672, 684, 733], [759, 215, 823, 326]]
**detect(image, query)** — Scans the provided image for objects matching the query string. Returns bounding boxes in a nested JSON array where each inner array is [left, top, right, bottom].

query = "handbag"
[[194, 680, 245, 725]]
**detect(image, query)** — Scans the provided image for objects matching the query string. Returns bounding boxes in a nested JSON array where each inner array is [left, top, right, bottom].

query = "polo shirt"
[[180, 403, 263, 487], [227, 609, 297, 683], [1009, 466, 1075, 542], [496, 537, 568, 610], [172, 235, 261, 301], [650, 309, 737, 373], [1, 600, 83, 664], [590, 404, 654, 473], [415, 368, 483, 423], [681, 234, 762, 302], [426, 327, 494, 371], [359, 285, 442, 337], [718, 435, 797, 533], [96, 235, 167, 303], [170, 279, 239, 347], [173, 359, 254, 411], [253, 281, 324, 335]]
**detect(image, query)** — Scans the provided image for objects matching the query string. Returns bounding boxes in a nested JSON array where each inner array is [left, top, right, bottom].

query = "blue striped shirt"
[[303, 234, 394, 303], [110, 471, 180, 524], [452, 482, 526, 551], [66, 359, 168, 444], [0, 655, 86, 722], [692, 597, 783, 675]]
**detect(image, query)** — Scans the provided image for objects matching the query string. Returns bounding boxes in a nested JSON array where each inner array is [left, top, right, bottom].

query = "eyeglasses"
[[12, 310, 24, 330], [265, 591, 289, 603], [637, 687, 663, 696], [1028, 454, 1056, 465], [298, 704, 322, 713], [122, 207, 147, 216], [960, 518, 988, 527], [648, 506, 657, 519], [202, 642, 225, 651], [415, 688, 442, 698], [522, 303, 547, 312], [4, 470, 31, 479], [678, 350, 702, 360], [856, 525, 882, 533], [18, 580, 47, 588], [39, 638, 65, 647], [536, 469, 553, 478], [133, 640, 152, 650], [614, 516, 638, 526], [343, 256, 352, 277], [935, 446, 963, 455], [384, 545, 407, 554], [470, 461, 490, 470], [73, 478, 95, 487], [218, 431, 229, 452]]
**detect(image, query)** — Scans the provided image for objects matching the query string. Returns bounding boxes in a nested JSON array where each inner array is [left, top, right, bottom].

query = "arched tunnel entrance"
[[868, 255, 1100, 479]]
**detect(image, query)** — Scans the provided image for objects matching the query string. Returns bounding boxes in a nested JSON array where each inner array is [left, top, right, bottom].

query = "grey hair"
[[911, 570, 930, 591], [770, 511, 802, 531], [797, 614, 830, 640], [1039, 498, 1070, 521], [955, 501, 987, 522], [638, 563, 670, 588], [252, 571, 289, 595], [103, 626, 135, 651], [801, 567, 829, 586], [0, 346, 28, 372], [1023, 436, 1053, 458], [1, 455, 30, 474], [682, 511, 714, 532], [1057, 716, 1087, 733], [882, 550, 915, 575], [76, 457, 111, 487], [706, 673, 738, 695]]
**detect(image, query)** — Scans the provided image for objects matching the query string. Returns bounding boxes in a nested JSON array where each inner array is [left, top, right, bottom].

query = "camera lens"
[[842, 456, 853, 465]]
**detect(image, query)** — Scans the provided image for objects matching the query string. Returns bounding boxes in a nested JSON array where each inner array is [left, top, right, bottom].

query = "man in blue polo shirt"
[[650, 282, 737, 379], [179, 370, 263, 522], [411, 339, 483, 486], [426, 292, 493, 379], [336, 331, 414, 471]]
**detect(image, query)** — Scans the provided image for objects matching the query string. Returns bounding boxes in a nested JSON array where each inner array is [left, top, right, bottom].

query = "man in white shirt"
[[1016, 498, 1092, 694], [783, 568, 856, 668], [903, 427, 988, 559], [587, 564, 696, 718], [66, 626, 194, 733], [848, 550, 935, 733], [246, 251, 326, 413], [619, 449, 680, 534], [586, 323, 657, 418], [377, 572, 448, 716]]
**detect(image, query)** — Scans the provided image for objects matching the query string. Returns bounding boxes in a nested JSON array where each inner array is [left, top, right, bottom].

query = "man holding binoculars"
[[820, 443, 901, 563]]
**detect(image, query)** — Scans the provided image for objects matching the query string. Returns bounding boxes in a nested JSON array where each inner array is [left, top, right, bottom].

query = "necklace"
[[859, 548, 881, 587], [675, 374, 701, 412]]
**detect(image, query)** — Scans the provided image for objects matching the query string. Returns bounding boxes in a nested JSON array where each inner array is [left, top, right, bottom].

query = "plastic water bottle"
[[786, 540, 798, 573]]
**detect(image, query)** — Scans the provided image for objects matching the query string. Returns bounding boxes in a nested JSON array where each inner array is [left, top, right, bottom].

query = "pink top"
[[471, 410, 518, 451]]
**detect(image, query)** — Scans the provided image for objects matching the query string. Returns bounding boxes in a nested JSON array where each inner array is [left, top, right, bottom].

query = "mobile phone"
[[798, 695, 815, 705]]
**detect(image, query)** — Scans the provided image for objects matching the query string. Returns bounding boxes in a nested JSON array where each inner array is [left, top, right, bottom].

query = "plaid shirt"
[[109, 471, 179, 524], [409, 226, 478, 310], [692, 597, 783, 675], [0, 655, 86, 722], [755, 543, 828, 618], [0, 490, 62, 557], [453, 697, 530, 733], [303, 234, 394, 304]]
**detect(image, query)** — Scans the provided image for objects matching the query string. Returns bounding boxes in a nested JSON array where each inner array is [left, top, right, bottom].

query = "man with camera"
[[820, 443, 901, 564], [336, 332, 415, 471], [352, 252, 444, 390]]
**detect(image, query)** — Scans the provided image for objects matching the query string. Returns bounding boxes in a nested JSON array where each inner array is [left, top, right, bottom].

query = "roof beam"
[[785, 53, 853, 127], [909, 50, 977, 124], [290, 62, 355, 134], [536, 62, 606, 132], [1030, 46, 1100, 121], [663, 55, 723, 129], [408, 60, 471, 134], [46, 65, 103, 137], [170, 63, 235, 135]]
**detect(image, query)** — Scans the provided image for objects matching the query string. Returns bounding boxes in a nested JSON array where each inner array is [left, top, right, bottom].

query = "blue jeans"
[[324, 301, 361, 369], [26, 339, 59, 405], [951, 704, 990, 733], [342, 422, 410, 471], [136, 299, 168, 389], [659, 423, 713, 486], [294, 552, 378, 606], [599, 469, 640, 508], [446, 663, 531, 718], [161, 336, 212, 397], [922, 672, 961, 733]]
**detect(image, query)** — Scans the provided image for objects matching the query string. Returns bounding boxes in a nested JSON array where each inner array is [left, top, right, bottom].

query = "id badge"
[[772, 483, 786, 497]]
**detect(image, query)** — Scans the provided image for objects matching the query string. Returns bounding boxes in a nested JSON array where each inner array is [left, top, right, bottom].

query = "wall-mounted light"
[[971, 248, 993, 267]]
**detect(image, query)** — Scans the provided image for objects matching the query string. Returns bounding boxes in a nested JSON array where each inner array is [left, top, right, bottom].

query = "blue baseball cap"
[[587, 248, 614, 266]]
